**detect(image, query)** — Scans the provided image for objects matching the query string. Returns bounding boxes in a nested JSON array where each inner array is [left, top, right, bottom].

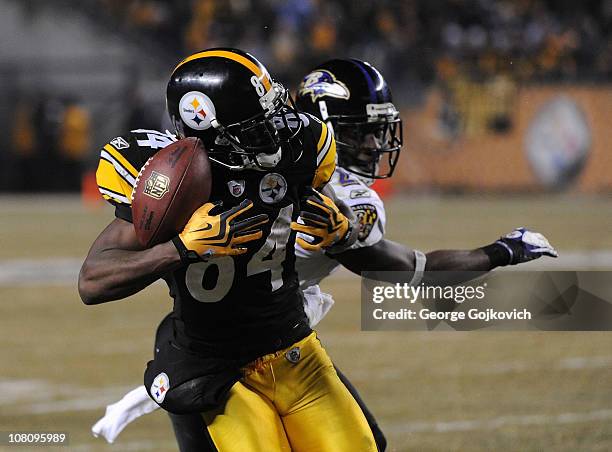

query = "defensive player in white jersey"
[[294, 58, 557, 322], [92, 59, 557, 451]]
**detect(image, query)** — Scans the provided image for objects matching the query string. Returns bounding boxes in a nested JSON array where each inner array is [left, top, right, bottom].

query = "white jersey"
[[295, 167, 386, 289]]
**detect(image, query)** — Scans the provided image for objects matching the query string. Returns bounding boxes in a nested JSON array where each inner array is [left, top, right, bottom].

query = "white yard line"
[[1, 251, 612, 286], [386, 409, 612, 434], [0, 258, 82, 286], [5, 377, 611, 438], [0, 378, 134, 414], [14, 395, 128, 415], [68, 440, 160, 451], [334, 355, 612, 382]]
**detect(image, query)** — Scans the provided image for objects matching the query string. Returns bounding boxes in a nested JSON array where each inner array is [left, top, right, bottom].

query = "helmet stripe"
[[174, 50, 272, 90], [351, 59, 377, 103]]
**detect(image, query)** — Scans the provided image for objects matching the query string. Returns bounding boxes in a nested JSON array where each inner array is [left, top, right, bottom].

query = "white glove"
[[92, 385, 159, 443], [496, 227, 558, 265], [302, 285, 335, 327]]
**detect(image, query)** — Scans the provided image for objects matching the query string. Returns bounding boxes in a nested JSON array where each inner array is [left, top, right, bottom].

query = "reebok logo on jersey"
[[110, 137, 129, 150], [350, 189, 371, 199]]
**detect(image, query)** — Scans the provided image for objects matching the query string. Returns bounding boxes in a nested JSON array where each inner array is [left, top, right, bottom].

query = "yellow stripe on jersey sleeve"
[[104, 144, 139, 179], [316, 122, 328, 152], [96, 158, 134, 204], [313, 122, 336, 189]]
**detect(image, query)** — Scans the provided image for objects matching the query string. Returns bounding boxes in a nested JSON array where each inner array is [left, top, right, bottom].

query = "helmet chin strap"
[[234, 147, 282, 171], [318, 100, 329, 121], [208, 98, 287, 171], [347, 165, 376, 186], [254, 147, 282, 169]]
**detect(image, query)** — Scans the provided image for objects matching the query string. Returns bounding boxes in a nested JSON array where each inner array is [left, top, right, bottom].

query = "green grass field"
[[1, 194, 611, 451]]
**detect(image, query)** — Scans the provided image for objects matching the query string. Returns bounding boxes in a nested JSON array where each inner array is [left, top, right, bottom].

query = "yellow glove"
[[291, 188, 351, 251], [174, 199, 268, 263]]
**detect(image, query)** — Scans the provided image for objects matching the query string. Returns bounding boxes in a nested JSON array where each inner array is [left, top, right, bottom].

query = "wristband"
[[480, 242, 512, 267], [172, 236, 206, 265], [408, 250, 427, 286], [326, 223, 358, 255]]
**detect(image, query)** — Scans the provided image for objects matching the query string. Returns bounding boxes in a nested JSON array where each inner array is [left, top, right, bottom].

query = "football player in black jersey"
[[87, 55, 559, 451], [80, 49, 378, 451]]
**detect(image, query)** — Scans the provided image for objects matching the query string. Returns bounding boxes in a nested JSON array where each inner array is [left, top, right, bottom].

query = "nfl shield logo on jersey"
[[150, 372, 170, 403], [259, 173, 287, 204], [227, 180, 246, 197]]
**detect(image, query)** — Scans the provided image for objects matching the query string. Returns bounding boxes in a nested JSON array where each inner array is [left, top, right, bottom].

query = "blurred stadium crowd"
[[97, 0, 612, 83], [3, 0, 612, 192]]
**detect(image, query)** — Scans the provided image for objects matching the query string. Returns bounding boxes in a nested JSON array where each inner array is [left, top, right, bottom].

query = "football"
[[131, 137, 212, 248]]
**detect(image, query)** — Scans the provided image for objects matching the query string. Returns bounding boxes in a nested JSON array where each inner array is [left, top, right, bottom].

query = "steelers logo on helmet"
[[298, 70, 350, 102], [179, 91, 216, 131], [259, 173, 287, 204]]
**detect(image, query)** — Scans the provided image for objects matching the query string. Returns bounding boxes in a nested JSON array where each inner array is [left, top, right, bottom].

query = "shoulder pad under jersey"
[[95, 129, 177, 218]]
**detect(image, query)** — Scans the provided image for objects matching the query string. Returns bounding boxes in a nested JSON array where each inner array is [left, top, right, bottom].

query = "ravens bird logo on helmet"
[[296, 59, 403, 180]]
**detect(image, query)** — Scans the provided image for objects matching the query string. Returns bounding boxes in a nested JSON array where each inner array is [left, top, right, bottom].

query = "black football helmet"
[[296, 59, 402, 179], [167, 48, 303, 170]]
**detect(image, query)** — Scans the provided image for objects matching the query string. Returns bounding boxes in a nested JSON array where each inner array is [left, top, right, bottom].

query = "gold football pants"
[[202, 332, 377, 451]]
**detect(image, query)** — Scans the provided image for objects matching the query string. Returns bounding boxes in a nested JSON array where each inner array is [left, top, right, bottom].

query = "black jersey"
[[96, 114, 336, 361]]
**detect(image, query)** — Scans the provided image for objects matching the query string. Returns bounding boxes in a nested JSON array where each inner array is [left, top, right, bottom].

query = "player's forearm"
[[420, 249, 492, 285], [425, 249, 493, 272], [336, 240, 495, 284], [78, 241, 182, 305]]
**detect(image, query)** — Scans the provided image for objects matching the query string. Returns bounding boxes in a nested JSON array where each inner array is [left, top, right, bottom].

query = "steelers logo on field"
[[259, 173, 287, 204], [179, 91, 216, 131], [150, 372, 170, 404]]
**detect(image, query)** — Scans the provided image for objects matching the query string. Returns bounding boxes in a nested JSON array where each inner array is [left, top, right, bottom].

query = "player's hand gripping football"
[[173, 199, 268, 263], [291, 188, 351, 251], [496, 227, 558, 265]]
